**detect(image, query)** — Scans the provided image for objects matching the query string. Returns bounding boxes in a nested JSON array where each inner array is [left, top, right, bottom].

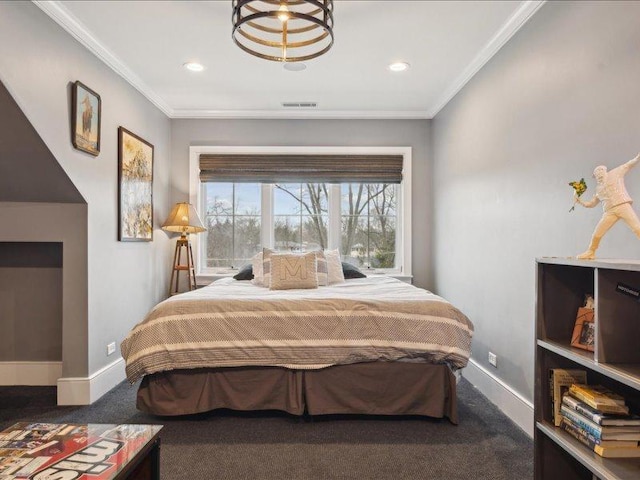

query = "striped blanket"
[[121, 276, 474, 383]]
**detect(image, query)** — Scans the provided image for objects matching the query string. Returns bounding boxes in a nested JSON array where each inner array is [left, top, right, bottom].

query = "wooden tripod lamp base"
[[162, 202, 207, 297], [169, 236, 197, 296]]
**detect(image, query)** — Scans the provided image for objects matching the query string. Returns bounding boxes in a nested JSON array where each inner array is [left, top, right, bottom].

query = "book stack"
[[559, 384, 640, 458], [549, 368, 587, 427]]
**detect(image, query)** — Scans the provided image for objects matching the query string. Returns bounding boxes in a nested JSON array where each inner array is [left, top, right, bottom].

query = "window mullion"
[[198, 182, 207, 274], [231, 184, 236, 267], [261, 184, 273, 249], [328, 184, 341, 250], [367, 186, 371, 268], [298, 184, 303, 248], [395, 183, 402, 272]]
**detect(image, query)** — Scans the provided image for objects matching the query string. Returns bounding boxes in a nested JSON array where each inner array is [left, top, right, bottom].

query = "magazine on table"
[[0, 423, 161, 479]]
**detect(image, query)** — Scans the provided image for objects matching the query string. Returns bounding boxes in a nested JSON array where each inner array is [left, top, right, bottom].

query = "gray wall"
[[171, 119, 433, 288], [0, 80, 84, 203], [0, 2, 173, 376], [432, 1, 640, 401], [0, 72, 79, 369]]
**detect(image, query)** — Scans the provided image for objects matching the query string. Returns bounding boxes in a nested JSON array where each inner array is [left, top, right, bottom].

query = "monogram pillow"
[[269, 252, 318, 290]]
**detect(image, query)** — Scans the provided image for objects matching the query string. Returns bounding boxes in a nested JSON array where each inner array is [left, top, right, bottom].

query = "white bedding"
[[192, 275, 444, 301]]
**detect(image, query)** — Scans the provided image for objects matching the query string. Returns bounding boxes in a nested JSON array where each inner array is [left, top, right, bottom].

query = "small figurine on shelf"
[[584, 293, 594, 309], [573, 152, 640, 259]]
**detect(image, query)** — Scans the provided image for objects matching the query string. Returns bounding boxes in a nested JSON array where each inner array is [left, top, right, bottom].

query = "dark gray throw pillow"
[[342, 262, 366, 279], [233, 264, 254, 280]]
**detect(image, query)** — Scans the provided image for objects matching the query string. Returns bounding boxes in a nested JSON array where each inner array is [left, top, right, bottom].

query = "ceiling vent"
[[281, 102, 318, 108]]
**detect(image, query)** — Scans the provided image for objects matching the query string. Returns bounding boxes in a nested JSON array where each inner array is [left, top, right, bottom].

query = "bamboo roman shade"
[[199, 154, 403, 184]]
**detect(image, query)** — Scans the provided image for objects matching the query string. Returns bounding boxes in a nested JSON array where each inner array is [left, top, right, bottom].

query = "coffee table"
[[0, 422, 162, 479]]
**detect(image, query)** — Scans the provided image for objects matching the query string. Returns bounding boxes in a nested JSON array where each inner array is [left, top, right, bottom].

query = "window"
[[191, 147, 411, 277], [202, 183, 261, 268], [274, 183, 328, 251], [341, 183, 397, 269]]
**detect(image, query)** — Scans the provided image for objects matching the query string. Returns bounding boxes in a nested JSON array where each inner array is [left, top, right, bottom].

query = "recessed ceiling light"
[[388, 62, 410, 72], [183, 62, 205, 72], [284, 63, 307, 72]]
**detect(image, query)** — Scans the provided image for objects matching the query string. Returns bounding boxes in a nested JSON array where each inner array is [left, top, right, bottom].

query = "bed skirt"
[[137, 362, 458, 424]]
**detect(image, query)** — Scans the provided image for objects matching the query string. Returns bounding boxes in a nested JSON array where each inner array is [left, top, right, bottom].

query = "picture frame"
[[71, 81, 101, 156], [571, 307, 595, 352], [118, 127, 154, 242]]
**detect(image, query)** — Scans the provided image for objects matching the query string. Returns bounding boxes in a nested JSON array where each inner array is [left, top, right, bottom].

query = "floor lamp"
[[162, 202, 206, 296]]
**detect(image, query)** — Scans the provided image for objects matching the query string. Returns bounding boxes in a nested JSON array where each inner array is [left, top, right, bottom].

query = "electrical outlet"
[[107, 342, 116, 356], [488, 351, 497, 368]]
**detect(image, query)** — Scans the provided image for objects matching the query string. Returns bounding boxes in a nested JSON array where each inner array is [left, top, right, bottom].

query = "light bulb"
[[277, 4, 290, 22]]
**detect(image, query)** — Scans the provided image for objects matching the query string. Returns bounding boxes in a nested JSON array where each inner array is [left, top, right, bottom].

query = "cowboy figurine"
[[575, 153, 640, 259]]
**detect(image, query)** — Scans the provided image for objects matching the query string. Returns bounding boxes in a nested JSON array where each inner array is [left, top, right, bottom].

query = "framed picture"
[[71, 81, 101, 156], [118, 127, 154, 242], [571, 307, 595, 352]]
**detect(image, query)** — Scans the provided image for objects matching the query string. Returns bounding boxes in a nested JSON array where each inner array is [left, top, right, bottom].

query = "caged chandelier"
[[232, 0, 334, 62]]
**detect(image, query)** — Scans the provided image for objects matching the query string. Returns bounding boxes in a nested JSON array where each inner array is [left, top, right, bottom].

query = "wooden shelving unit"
[[535, 258, 640, 480]]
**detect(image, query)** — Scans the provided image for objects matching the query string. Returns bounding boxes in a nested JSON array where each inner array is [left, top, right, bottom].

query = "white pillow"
[[325, 249, 345, 284], [250, 251, 264, 286], [261, 247, 276, 287], [314, 250, 328, 286]]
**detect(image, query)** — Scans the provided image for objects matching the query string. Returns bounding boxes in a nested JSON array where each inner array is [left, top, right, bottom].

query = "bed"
[[121, 275, 473, 423]]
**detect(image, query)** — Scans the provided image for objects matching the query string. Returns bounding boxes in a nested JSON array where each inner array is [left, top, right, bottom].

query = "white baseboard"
[[0, 361, 63, 386], [57, 357, 126, 405], [462, 358, 534, 438]]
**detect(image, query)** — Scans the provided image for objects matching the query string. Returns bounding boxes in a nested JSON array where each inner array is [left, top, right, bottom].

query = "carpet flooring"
[[0, 377, 533, 479]]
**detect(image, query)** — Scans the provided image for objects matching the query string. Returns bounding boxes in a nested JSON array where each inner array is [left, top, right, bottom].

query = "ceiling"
[[36, 1, 544, 119]]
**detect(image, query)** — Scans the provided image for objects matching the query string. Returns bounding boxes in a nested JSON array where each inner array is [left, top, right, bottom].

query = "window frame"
[[189, 146, 412, 281]]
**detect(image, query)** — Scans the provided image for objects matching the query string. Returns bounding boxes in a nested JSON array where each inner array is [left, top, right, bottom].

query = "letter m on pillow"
[[280, 257, 308, 280], [270, 252, 318, 290]]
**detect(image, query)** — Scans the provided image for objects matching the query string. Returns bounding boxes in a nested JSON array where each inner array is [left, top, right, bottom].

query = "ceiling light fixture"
[[183, 62, 205, 72], [388, 62, 410, 72], [232, 0, 334, 63]]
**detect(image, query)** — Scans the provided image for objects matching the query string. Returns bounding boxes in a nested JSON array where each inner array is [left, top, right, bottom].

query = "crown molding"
[[32, 1, 423, 121], [171, 109, 430, 120], [427, 0, 546, 118], [32, 0, 174, 117], [34, 0, 544, 121]]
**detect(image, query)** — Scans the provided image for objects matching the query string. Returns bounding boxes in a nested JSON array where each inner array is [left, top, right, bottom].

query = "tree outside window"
[[204, 183, 261, 268], [274, 183, 328, 251], [203, 182, 397, 269], [341, 183, 396, 269]]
